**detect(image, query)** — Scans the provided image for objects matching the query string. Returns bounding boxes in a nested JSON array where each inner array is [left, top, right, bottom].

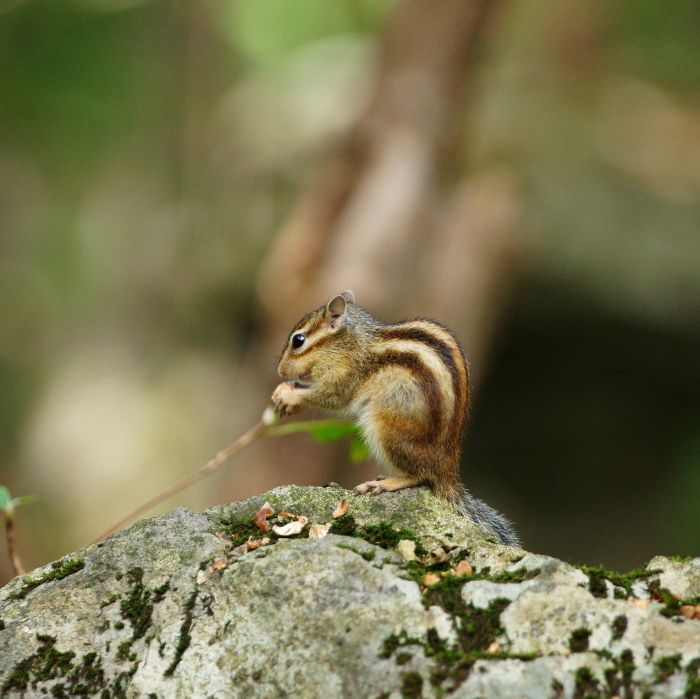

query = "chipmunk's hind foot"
[[354, 476, 422, 496]]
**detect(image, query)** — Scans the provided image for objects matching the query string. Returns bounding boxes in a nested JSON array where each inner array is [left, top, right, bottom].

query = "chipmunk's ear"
[[327, 293, 349, 330], [340, 289, 355, 304]]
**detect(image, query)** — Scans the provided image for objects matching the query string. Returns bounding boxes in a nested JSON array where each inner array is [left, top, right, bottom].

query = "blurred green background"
[[1, 0, 699, 584]]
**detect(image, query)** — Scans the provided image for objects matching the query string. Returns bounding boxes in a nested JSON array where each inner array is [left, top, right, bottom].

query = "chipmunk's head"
[[277, 290, 356, 384]]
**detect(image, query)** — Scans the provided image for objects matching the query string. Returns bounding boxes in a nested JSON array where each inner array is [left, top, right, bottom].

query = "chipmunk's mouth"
[[293, 372, 313, 389]]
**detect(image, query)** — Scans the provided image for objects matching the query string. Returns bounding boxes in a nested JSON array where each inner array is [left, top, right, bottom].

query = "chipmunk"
[[272, 290, 519, 546]]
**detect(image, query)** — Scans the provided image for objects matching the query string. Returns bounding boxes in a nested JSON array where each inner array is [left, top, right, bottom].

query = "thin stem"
[[5, 513, 26, 577], [90, 409, 276, 546]]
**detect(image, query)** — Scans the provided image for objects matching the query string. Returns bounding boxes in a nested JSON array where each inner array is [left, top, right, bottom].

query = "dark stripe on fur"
[[367, 349, 442, 440], [293, 333, 333, 358], [379, 324, 467, 450]]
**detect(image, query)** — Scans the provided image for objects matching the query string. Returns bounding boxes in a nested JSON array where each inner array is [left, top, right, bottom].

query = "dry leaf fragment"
[[277, 512, 308, 523], [332, 498, 349, 518], [196, 570, 207, 585], [454, 560, 473, 577], [422, 572, 441, 587], [486, 642, 502, 654], [679, 605, 700, 620], [208, 557, 227, 572], [272, 520, 306, 537], [631, 598, 651, 609], [422, 547, 447, 566], [245, 537, 270, 553], [253, 501, 275, 533], [680, 605, 696, 619], [396, 540, 418, 562], [309, 522, 332, 538]]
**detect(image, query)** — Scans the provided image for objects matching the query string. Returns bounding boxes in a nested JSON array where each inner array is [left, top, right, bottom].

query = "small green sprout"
[[1, 485, 37, 577], [265, 418, 371, 462]]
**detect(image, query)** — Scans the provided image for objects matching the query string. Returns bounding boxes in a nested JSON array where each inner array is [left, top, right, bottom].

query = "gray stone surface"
[[0, 483, 698, 698]]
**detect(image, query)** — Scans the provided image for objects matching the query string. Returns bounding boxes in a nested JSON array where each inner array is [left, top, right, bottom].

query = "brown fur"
[[274, 294, 469, 502], [272, 291, 519, 546]]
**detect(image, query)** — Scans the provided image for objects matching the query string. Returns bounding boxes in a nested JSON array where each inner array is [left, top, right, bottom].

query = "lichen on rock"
[[0, 484, 698, 698]]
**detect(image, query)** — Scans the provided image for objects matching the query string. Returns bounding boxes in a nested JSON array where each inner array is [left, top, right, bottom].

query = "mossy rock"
[[1, 485, 699, 698]]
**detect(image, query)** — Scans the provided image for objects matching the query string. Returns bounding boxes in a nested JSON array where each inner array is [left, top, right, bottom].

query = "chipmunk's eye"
[[291, 333, 306, 349]]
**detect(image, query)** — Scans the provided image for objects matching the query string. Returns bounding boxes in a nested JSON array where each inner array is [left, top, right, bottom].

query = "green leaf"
[[349, 434, 371, 463], [0, 486, 11, 511], [11, 495, 37, 509], [265, 419, 360, 443]]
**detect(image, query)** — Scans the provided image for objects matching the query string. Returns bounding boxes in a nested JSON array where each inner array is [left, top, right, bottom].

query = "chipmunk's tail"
[[453, 486, 520, 547]]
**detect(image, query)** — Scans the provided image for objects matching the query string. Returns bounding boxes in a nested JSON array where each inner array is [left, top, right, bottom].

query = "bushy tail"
[[454, 486, 520, 547]]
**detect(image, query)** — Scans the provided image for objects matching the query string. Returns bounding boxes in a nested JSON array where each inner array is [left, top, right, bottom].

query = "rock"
[[0, 484, 699, 698]]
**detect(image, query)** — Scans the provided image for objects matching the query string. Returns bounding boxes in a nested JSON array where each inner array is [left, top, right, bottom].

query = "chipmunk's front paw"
[[272, 382, 306, 416]]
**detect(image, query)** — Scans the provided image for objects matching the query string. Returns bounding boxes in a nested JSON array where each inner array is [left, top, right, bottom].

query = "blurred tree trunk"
[[227, 0, 526, 500]]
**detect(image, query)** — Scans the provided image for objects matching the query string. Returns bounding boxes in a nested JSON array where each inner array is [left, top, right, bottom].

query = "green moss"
[[573, 667, 600, 699], [569, 628, 591, 653], [396, 652, 413, 665], [328, 515, 430, 556], [402, 560, 538, 591], [382, 577, 534, 694], [220, 514, 321, 547], [100, 595, 117, 609], [335, 543, 375, 561], [361, 522, 426, 556], [604, 649, 635, 697], [380, 631, 423, 659], [220, 517, 278, 546], [1, 636, 113, 697], [611, 615, 627, 641], [657, 590, 700, 618], [0, 620, 4, 630], [668, 555, 693, 562], [654, 654, 682, 683], [329, 514, 358, 537], [401, 671, 423, 699], [489, 567, 540, 583], [577, 565, 660, 599], [1, 635, 73, 693], [120, 568, 151, 640], [114, 642, 132, 663], [686, 658, 700, 699], [163, 589, 198, 677], [9, 559, 85, 599], [113, 567, 169, 650]]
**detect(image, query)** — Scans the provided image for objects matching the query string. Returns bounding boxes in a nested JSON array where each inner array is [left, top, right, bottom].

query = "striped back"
[[373, 319, 470, 454]]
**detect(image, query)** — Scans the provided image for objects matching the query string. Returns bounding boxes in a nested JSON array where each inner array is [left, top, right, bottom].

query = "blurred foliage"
[[222, 0, 395, 65], [0, 0, 699, 581], [609, 0, 700, 92]]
